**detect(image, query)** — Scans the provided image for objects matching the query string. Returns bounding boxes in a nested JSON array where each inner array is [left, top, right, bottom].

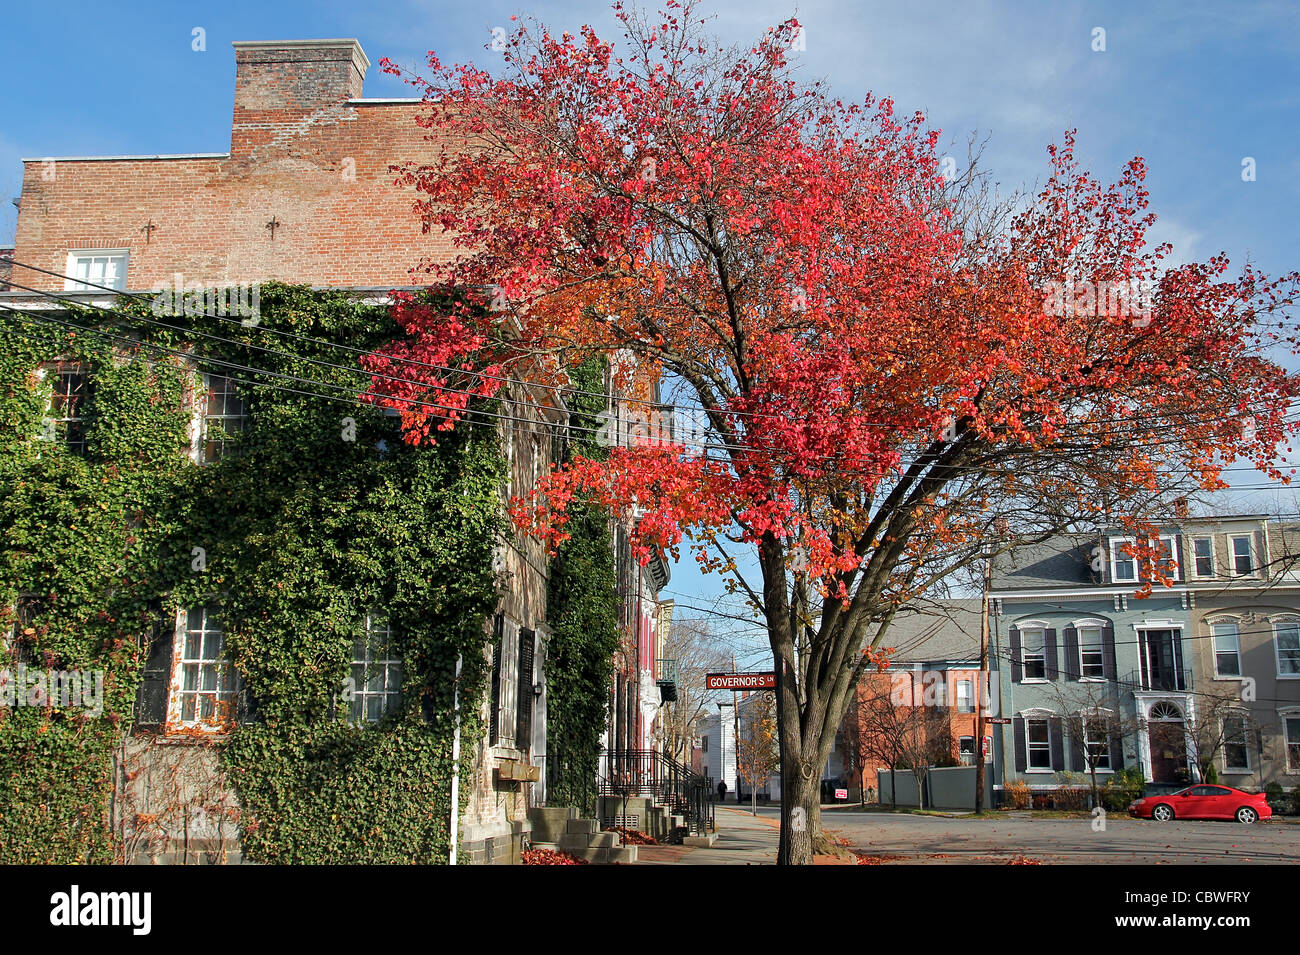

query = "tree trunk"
[[777, 764, 818, 865]]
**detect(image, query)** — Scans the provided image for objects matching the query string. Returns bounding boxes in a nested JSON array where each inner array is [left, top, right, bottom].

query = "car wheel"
[[1151, 803, 1174, 822], [1236, 807, 1258, 824]]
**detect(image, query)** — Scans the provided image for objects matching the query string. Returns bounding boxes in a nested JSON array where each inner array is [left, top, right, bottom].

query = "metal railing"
[[599, 749, 712, 835], [1126, 668, 1193, 693]]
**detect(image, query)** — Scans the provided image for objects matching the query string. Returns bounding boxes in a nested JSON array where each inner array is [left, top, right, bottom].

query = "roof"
[[874, 598, 984, 665], [990, 536, 1098, 591]]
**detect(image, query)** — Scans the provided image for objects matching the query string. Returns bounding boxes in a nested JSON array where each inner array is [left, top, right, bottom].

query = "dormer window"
[[1109, 538, 1138, 582], [1192, 537, 1214, 577], [1230, 535, 1254, 576]]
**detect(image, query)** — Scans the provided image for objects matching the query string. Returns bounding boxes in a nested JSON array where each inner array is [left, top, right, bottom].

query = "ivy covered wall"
[[0, 285, 505, 863], [544, 358, 621, 808]]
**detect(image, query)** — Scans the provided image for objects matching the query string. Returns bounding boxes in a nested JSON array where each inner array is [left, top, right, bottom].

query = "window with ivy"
[[348, 616, 403, 724]]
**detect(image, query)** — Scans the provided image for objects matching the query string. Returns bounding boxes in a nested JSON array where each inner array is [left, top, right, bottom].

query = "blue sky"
[[2, 1, 1297, 629]]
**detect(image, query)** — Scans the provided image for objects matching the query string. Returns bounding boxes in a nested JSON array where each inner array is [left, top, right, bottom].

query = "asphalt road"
[[784, 808, 1300, 864]]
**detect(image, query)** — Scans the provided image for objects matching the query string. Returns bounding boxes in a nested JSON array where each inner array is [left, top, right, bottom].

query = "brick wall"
[[12, 39, 459, 292]]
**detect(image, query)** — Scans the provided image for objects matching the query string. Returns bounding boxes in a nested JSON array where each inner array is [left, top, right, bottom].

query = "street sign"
[[986, 717, 1011, 725], [706, 672, 777, 690], [834, 788, 848, 800]]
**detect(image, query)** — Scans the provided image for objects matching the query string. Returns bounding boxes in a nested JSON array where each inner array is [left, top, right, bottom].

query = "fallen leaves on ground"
[[606, 827, 658, 846], [523, 848, 588, 865]]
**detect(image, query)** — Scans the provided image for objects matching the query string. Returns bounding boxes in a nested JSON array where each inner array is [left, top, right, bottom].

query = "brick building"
[[837, 598, 991, 799], [2, 37, 674, 863], [12, 39, 457, 294]]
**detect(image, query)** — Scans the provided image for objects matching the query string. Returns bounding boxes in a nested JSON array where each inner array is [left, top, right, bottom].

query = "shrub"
[[1004, 779, 1032, 810]]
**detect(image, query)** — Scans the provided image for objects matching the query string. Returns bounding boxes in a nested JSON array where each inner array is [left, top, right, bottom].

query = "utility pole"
[[975, 548, 992, 813]]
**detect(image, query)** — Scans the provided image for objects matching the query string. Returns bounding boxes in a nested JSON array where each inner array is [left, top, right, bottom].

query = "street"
[[817, 808, 1300, 864], [639, 806, 1300, 864]]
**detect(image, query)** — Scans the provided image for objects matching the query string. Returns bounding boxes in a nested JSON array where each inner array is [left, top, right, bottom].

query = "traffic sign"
[[706, 672, 776, 690]]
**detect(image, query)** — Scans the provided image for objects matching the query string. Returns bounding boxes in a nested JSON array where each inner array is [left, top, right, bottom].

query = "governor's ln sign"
[[706, 672, 776, 690]]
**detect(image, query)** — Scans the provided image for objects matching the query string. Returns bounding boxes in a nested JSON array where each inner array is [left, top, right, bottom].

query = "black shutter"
[[133, 607, 174, 731], [1070, 729, 1084, 772], [516, 628, 535, 755], [1049, 717, 1065, 771], [1013, 716, 1026, 773], [1009, 627, 1022, 683], [1173, 534, 1185, 581], [1063, 626, 1079, 681], [489, 613, 504, 745], [1109, 726, 1125, 770], [1102, 623, 1117, 680], [1044, 628, 1059, 681]]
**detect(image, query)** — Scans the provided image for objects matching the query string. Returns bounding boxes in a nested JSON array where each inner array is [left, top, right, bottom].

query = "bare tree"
[[654, 617, 731, 766], [853, 673, 953, 809], [1043, 681, 1143, 809], [736, 691, 780, 815], [1183, 685, 1266, 784]]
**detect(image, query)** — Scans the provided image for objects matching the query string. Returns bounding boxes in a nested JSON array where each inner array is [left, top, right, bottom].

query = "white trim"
[[1228, 533, 1256, 577], [1209, 620, 1243, 679], [1109, 536, 1139, 584], [1190, 535, 1216, 579], [166, 607, 238, 734], [1272, 616, 1300, 679], [1220, 711, 1251, 774], [23, 153, 228, 162]]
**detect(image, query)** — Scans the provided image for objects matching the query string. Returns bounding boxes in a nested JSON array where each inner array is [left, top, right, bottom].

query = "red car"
[[1129, 785, 1272, 824]]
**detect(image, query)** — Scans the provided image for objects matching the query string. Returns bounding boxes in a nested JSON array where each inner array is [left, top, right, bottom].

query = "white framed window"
[[1026, 717, 1053, 770], [956, 680, 974, 713], [1229, 535, 1254, 576], [200, 372, 247, 463], [1210, 620, 1242, 677], [1077, 623, 1105, 679], [1192, 536, 1215, 577], [1020, 625, 1047, 681], [1109, 537, 1138, 582], [1152, 535, 1180, 581], [348, 615, 403, 724], [1274, 617, 1300, 678], [65, 250, 128, 292], [1222, 713, 1250, 773], [168, 607, 237, 732], [958, 735, 975, 765], [1082, 714, 1112, 771], [39, 362, 90, 454], [1283, 711, 1300, 774]]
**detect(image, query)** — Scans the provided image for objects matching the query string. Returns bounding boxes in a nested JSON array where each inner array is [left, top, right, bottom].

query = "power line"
[[6, 287, 1299, 486], [9, 258, 1299, 442]]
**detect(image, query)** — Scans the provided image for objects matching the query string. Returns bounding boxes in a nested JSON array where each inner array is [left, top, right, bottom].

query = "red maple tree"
[[364, 1, 1300, 863]]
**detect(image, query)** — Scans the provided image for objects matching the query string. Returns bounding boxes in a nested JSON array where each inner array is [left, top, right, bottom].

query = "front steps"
[[527, 807, 637, 864]]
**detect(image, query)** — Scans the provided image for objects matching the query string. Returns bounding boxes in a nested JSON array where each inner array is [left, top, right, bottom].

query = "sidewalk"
[[636, 807, 778, 865]]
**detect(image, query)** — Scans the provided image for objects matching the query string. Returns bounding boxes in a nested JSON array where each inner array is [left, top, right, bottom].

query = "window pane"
[[1232, 537, 1252, 574], [1276, 622, 1300, 675], [1194, 538, 1213, 576]]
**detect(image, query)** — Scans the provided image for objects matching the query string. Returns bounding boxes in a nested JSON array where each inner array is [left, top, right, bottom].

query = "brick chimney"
[[230, 39, 370, 158]]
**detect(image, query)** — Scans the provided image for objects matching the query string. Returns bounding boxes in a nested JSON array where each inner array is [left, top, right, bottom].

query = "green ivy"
[[544, 358, 620, 808], [0, 284, 505, 863]]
